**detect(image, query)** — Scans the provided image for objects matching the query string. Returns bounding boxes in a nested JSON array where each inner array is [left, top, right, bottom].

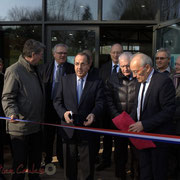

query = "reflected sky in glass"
[[0, 0, 42, 21]]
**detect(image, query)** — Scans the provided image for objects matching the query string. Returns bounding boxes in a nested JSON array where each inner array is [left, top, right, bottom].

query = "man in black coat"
[[40, 44, 74, 167], [106, 52, 136, 179], [97, 43, 123, 171], [53, 52, 104, 180], [129, 53, 176, 180]]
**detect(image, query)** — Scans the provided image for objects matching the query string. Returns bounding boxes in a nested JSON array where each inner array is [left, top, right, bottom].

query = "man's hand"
[[84, 113, 95, 126], [129, 121, 143, 132], [10, 115, 19, 123], [64, 111, 73, 124]]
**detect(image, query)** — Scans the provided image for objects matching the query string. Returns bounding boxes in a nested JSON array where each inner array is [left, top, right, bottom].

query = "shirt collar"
[[145, 68, 154, 84], [157, 66, 170, 73], [112, 62, 119, 68], [76, 73, 88, 82]]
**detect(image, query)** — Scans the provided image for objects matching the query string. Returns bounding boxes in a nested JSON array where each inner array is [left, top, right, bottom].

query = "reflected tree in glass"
[[107, 0, 158, 20], [160, 0, 180, 21], [47, 0, 94, 20], [7, 6, 42, 21]]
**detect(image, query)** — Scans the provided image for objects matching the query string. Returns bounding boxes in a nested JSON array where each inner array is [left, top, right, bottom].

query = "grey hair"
[[52, 44, 68, 54], [131, 52, 153, 67], [118, 52, 132, 62], [155, 48, 171, 59]]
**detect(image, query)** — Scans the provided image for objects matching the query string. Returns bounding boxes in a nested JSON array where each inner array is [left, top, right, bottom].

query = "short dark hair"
[[75, 52, 90, 64], [22, 39, 45, 58]]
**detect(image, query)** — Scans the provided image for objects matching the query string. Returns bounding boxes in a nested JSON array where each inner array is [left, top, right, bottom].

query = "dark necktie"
[[112, 65, 118, 74], [52, 65, 64, 99], [55, 65, 63, 82], [140, 82, 146, 120], [77, 78, 84, 104]]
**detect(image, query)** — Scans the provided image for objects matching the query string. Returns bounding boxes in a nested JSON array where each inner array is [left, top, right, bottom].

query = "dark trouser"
[[10, 131, 42, 180], [102, 135, 112, 164], [114, 136, 128, 179], [139, 145, 169, 180], [63, 139, 95, 180], [44, 125, 63, 165]]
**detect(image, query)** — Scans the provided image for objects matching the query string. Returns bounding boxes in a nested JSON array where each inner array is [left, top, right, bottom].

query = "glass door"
[[153, 19, 180, 68], [46, 26, 99, 67]]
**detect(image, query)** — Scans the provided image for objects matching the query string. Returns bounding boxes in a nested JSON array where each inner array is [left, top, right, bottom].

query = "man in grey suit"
[[53, 52, 104, 180]]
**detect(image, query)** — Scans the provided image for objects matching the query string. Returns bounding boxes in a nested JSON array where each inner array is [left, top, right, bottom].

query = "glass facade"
[[0, 26, 41, 67], [47, 0, 98, 21], [0, 0, 42, 21], [160, 0, 180, 21], [102, 0, 159, 20], [156, 22, 180, 68], [0, 0, 179, 68], [49, 29, 96, 64]]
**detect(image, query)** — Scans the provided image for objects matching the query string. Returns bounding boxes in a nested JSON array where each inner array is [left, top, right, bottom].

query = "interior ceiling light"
[[141, 5, 145, 8]]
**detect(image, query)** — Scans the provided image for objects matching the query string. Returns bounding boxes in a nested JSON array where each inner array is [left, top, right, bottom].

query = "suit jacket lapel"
[[143, 72, 155, 112], [71, 74, 78, 106], [107, 61, 112, 76]]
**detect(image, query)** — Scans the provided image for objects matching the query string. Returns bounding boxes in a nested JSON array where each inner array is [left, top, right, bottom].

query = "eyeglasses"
[[55, 52, 67, 55], [132, 66, 146, 76], [120, 65, 130, 68], [155, 57, 167, 60]]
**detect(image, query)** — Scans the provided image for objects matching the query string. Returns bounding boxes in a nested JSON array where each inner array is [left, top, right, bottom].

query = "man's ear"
[[31, 52, 35, 58]]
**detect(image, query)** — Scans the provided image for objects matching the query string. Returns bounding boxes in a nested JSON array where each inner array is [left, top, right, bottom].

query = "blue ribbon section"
[[1, 116, 180, 144]]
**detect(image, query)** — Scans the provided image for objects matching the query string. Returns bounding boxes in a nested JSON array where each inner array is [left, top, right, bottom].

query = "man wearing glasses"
[[129, 53, 176, 180], [40, 44, 74, 168], [155, 48, 175, 75]]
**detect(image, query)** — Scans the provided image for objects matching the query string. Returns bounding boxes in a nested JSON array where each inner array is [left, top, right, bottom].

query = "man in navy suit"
[[40, 44, 74, 167], [53, 52, 104, 180], [129, 53, 176, 180]]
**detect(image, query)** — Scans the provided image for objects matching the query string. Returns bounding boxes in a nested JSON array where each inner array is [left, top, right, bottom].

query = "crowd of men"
[[0, 39, 180, 180]]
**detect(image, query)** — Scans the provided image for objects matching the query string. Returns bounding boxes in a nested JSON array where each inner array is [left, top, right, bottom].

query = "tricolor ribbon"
[[1, 116, 180, 144]]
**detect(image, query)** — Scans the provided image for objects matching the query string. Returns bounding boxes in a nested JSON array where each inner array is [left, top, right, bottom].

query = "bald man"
[[129, 53, 176, 180]]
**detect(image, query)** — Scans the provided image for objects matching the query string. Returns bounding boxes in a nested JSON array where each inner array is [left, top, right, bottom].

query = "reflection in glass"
[[47, 0, 97, 21], [103, 0, 159, 20], [160, 0, 180, 21], [0, 0, 42, 21], [50, 30, 95, 63], [157, 23, 180, 68], [0, 26, 41, 67]]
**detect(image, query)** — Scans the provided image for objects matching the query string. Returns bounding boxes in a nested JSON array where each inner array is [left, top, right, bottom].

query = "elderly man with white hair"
[[105, 52, 137, 180], [129, 53, 176, 180]]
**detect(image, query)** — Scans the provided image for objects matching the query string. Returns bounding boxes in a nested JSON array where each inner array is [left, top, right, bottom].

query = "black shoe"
[[96, 162, 111, 171]]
